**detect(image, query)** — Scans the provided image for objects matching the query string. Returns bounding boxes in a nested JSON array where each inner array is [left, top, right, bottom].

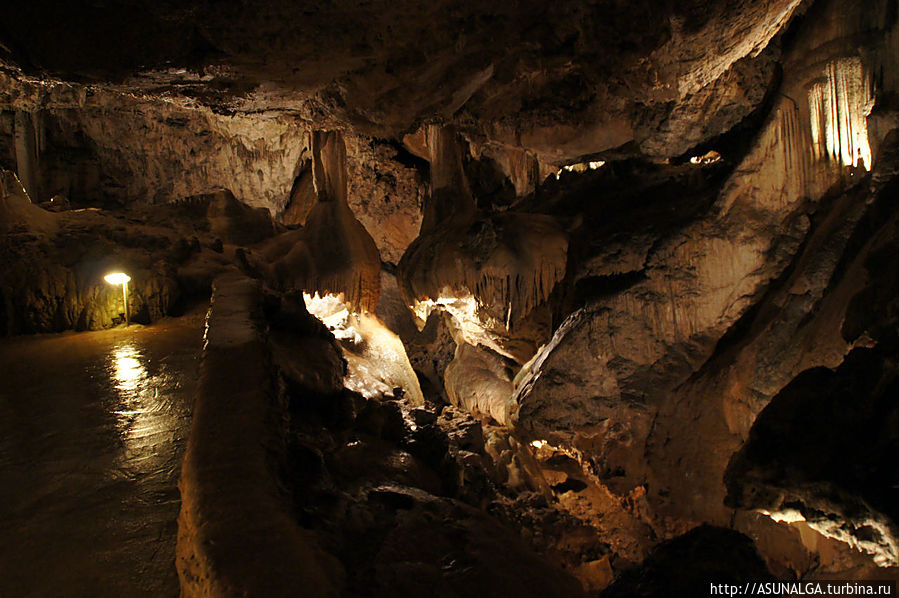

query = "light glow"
[[303, 292, 361, 344], [105, 341, 185, 481], [411, 290, 520, 360], [303, 292, 424, 404], [411, 292, 483, 331], [554, 160, 605, 179], [112, 346, 147, 392], [759, 508, 807, 524], [104, 272, 131, 285], [689, 151, 721, 165], [104, 272, 131, 326]]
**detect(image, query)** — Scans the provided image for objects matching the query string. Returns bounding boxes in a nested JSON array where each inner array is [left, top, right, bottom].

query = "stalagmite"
[[302, 131, 381, 313], [398, 125, 567, 356], [259, 131, 382, 312]]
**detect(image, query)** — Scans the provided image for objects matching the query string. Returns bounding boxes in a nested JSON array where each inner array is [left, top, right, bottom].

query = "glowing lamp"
[[104, 272, 131, 326]]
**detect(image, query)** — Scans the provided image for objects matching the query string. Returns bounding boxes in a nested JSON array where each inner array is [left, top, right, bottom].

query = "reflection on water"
[[112, 346, 147, 393], [106, 343, 186, 484], [0, 312, 204, 597], [109, 344, 158, 475]]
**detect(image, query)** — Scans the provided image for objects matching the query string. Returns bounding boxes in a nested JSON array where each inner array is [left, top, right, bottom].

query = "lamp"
[[104, 272, 131, 326]]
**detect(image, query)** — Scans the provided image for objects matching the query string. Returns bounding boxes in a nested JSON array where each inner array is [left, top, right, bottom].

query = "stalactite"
[[420, 124, 476, 233], [399, 127, 567, 353], [13, 110, 41, 202], [807, 57, 872, 170], [301, 130, 381, 313]]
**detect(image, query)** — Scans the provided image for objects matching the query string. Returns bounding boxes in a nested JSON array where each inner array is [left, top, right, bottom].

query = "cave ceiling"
[[1, 0, 804, 162]]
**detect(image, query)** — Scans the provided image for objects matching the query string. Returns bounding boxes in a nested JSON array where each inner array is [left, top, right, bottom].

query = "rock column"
[[13, 110, 41, 202]]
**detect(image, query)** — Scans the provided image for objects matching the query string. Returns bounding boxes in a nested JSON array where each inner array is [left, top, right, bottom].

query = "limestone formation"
[[444, 342, 515, 426], [301, 131, 382, 312], [253, 131, 382, 312], [303, 291, 424, 405], [0, 169, 57, 235], [399, 125, 568, 362], [3, 0, 899, 593]]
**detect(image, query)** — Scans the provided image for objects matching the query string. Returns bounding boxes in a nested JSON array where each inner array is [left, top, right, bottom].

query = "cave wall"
[[0, 74, 306, 209], [509, 0, 899, 576], [1, 0, 898, 587], [0, 72, 425, 264]]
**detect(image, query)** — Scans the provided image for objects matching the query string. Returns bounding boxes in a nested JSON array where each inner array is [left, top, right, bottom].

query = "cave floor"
[[0, 310, 205, 597]]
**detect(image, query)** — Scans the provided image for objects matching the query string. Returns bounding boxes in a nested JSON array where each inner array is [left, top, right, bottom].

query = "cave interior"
[[0, 0, 898, 596]]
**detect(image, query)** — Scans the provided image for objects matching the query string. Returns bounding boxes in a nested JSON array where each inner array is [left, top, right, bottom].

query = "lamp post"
[[104, 272, 131, 326]]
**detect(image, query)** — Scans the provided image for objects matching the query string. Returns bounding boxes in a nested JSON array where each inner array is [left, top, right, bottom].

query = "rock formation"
[[256, 130, 382, 312], [2, 0, 899, 593], [399, 125, 567, 363], [302, 131, 382, 312]]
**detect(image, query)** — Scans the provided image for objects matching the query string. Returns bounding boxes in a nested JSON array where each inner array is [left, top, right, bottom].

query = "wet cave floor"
[[0, 310, 205, 597]]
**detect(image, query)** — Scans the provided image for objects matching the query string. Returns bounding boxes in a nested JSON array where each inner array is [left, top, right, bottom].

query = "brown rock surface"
[[505, 0, 899, 578], [3, 0, 899, 591], [177, 273, 342, 597], [300, 131, 382, 311], [0, 173, 200, 334], [204, 188, 279, 246], [1, 0, 805, 164], [444, 342, 515, 426], [252, 131, 382, 311], [399, 125, 568, 363]]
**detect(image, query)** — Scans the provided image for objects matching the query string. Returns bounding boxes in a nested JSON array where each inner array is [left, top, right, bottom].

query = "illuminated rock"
[[255, 131, 382, 313], [444, 342, 515, 426], [0, 169, 57, 235], [808, 57, 873, 170], [344, 134, 425, 264], [515, 96, 825, 444], [399, 125, 567, 362], [303, 292, 424, 405], [302, 131, 381, 313]]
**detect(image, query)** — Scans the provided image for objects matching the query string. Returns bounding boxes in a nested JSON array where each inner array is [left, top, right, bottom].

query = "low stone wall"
[[176, 272, 340, 598]]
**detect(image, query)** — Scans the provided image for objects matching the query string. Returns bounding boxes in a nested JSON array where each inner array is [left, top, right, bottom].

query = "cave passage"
[[0, 310, 204, 597], [2, 0, 899, 593]]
